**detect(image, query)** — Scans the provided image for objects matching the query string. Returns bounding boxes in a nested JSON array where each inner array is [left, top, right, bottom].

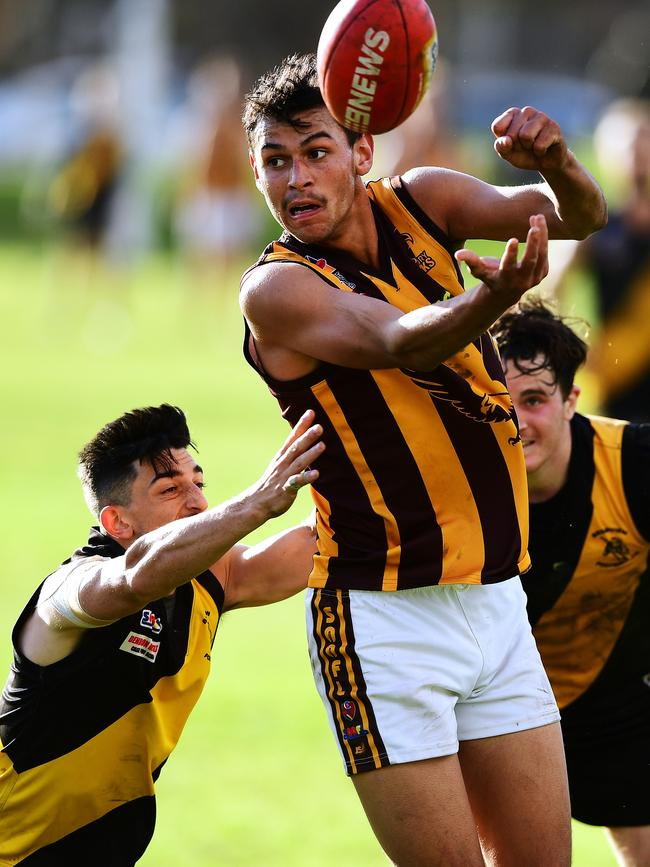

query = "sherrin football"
[[317, 0, 438, 135]]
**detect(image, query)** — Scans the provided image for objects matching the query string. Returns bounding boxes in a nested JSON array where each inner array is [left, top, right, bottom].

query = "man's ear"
[[100, 506, 134, 542], [564, 384, 580, 421], [354, 133, 375, 177], [249, 150, 262, 190]]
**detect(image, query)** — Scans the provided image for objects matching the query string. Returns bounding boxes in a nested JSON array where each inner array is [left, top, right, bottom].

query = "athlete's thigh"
[[459, 722, 571, 867], [352, 756, 485, 867], [605, 825, 650, 867]]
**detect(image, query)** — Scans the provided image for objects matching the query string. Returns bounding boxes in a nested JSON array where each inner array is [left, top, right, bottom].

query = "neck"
[[319, 183, 381, 270], [527, 424, 573, 504]]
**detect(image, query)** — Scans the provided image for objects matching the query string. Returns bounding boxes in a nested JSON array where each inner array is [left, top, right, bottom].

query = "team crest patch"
[[592, 527, 638, 568], [120, 631, 161, 663], [140, 609, 162, 633]]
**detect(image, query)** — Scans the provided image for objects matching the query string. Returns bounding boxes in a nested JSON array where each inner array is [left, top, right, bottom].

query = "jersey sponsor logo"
[[120, 630, 161, 663], [592, 527, 638, 567], [140, 609, 163, 633], [305, 254, 356, 289]]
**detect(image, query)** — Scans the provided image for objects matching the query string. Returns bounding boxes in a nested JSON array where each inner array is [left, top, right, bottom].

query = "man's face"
[[117, 448, 208, 540], [504, 357, 578, 478], [249, 107, 373, 245]]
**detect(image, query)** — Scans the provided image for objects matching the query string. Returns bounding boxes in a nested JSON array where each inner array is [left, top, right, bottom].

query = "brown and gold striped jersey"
[[244, 176, 530, 591]]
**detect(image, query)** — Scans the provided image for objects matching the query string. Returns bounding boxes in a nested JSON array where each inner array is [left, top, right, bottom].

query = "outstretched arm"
[[20, 413, 324, 665], [217, 515, 317, 611], [243, 215, 549, 374]]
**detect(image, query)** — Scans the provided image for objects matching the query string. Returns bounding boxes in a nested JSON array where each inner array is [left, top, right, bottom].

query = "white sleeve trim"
[[38, 558, 117, 629]]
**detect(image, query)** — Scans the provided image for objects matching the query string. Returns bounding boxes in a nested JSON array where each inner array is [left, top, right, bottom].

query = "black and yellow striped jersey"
[[0, 528, 223, 864], [523, 414, 650, 710], [244, 176, 530, 592]]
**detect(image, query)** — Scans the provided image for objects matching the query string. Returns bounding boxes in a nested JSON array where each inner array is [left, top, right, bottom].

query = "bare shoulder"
[[401, 166, 492, 240], [241, 259, 324, 315]]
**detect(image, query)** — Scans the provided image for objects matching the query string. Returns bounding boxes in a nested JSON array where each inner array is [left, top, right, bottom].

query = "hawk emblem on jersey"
[[400, 232, 436, 273], [592, 527, 637, 568], [408, 359, 520, 442]]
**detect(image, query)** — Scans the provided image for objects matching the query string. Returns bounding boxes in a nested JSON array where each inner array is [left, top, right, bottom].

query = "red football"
[[317, 0, 438, 135]]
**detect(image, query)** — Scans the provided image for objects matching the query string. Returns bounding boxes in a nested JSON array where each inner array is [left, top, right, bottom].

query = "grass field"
[[0, 243, 617, 865]]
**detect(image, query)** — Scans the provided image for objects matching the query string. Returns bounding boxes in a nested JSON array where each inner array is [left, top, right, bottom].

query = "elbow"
[[577, 198, 608, 240], [384, 322, 444, 371]]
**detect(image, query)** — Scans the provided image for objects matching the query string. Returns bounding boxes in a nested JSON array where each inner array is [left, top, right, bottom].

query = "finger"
[[499, 238, 521, 271], [276, 410, 316, 456], [491, 107, 519, 137], [282, 467, 320, 493]]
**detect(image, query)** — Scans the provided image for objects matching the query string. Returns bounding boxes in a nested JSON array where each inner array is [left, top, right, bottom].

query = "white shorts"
[[306, 577, 559, 775]]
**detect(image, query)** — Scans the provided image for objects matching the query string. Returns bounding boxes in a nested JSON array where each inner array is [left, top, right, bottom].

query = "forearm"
[[123, 492, 271, 603], [540, 150, 607, 240], [385, 282, 514, 370]]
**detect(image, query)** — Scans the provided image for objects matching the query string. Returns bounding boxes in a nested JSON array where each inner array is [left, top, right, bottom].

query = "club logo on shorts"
[[140, 609, 163, 633], [340, 699, 368, 741], [120, 631, 161, 663], [341, 699, 357, 721]]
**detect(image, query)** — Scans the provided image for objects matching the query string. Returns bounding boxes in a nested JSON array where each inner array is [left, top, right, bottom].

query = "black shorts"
[[560, 674, 650, 827]]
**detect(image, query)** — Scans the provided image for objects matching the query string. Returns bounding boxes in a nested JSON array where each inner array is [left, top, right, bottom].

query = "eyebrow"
[[149, 464, 203, 486], [261, 131, 334, 152]]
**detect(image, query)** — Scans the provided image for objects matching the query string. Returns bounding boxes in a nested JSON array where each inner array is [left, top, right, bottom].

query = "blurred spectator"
[[173, 54, 262, 284], [547, 98, 650, 422], [47, 63, 123, 255]]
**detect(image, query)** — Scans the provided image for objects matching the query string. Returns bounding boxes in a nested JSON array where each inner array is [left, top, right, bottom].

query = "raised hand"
[[252, 410, 325, 517], [455, 214, 549, 307], [492, 107, 569, 173]]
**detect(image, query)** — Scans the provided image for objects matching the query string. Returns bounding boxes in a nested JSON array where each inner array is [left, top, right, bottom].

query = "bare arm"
[[216, 518, 317, 611], [242, 215, 549, 374], [20, 413, 324, 666], [402, 106, 607, 244]]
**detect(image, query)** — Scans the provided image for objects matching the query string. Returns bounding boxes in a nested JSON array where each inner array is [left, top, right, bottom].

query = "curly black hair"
[[242, 52, 359, 147], [77, 404, 194, 517], [492, 298, 588, 398]]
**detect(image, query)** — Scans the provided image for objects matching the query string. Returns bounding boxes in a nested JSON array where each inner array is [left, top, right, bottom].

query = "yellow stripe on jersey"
[[311, 380, 401, 592], [369, 368, 486, 582]]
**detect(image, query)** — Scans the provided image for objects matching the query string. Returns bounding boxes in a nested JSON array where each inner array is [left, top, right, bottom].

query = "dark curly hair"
[[491, 298, 588, 398], [242, 52, 359, 147], [77, 404, 195, 517]]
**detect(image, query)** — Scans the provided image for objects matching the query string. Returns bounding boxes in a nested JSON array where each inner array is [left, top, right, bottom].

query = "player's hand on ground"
[[492, 107, 569, 173], [455, 214, 549, 306], [253, 410, 324, 518]]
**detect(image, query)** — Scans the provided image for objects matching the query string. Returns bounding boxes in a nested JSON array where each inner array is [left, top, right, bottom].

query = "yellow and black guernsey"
[[0, 528, 223, 865], [523, 414, 650, 826], [244, 176, 529, 591]]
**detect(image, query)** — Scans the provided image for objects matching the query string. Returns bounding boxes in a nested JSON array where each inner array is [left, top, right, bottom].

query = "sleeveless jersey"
[[523, 415, 650, 709], [0, 528, 224, 864], [243, 176, 530, 592]]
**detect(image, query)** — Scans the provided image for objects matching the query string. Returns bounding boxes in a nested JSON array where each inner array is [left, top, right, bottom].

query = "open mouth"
[[288, 202, 321, 218]]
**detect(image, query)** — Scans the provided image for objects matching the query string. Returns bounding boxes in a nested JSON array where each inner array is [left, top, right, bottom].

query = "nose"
[[288, 157, 312, 189], [187, 485, 208, 514]]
